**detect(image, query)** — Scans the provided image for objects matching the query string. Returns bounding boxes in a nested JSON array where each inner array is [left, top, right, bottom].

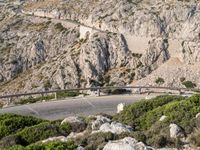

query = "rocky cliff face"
[[0, 0, 200, 94]]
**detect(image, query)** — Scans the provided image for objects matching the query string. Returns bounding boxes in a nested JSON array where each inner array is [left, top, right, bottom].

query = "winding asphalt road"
[[0, 95, 146, 120]]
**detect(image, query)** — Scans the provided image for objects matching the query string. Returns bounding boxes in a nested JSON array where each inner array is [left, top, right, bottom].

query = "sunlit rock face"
[[1, 0, 200, 94]]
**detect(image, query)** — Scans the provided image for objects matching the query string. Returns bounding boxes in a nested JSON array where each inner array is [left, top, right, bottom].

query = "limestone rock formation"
[[41, 136, 68, 143], [117, 103, 125, 113], [93, 122, 132, 134], [169, 123, 186, 139], [103, 137, 152, 150], [1, 0, 200, 96], [91, 115, 111, 131]]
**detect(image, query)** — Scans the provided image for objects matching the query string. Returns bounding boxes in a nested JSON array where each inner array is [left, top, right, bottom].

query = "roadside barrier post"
[[138, 87, 142, 94], [54, 92, 57, 100], [97, 88, 100, 96]]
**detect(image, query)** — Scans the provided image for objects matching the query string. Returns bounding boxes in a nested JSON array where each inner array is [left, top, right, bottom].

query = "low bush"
[[0, 135, 22, 149], [102, 88, 132, 95], [182, 81, 196, 88], [155, 77, 165, 85], [113, 95, 200, 148], [138, 94, 200, 131], [16, 122, 72, 146], [0, 114, 45, 139], [74, 132, 117, 150], [8, 141, 77, 150], [189, 129, 200, 147], [57, 91, 81, 99], [15, 95, 55, 105], [113, 95, 184, 127]]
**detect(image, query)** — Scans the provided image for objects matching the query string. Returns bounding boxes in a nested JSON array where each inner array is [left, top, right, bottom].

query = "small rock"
[[61, 116, 84, 125], [159, 115, 167, 121], [91, 115, 111, 130], [117, 103, 125, 113], [75, 146, 85, 150], [196, 113, 200, 118], [169, 123, 185, 138]]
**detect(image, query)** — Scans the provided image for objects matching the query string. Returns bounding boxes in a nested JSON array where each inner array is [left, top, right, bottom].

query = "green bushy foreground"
[[0, 114, 74, 149], [1, 94, 200, 149], [114, 94, 200, 148], [8, 141, 77, 150]]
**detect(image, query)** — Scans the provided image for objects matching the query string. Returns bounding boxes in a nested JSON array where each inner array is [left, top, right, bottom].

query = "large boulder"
[[169, 123, 185, 139], [103, 137, 152, 150], [91, 115, 111, 130], [93, 122, 132, 134]]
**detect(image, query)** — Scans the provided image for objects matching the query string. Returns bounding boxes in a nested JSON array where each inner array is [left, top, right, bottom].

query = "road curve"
[[0, 95, 146, 120]]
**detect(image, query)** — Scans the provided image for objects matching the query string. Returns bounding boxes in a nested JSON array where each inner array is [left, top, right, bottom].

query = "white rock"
[[103, 137, 152, 150], [117, 103, 125, 113], [61, 116, 84, 125], [94, 122, 132, 134], [159, 115, 167, 121], [169, 123, 185, 138], [196, 113, 200, 118], [67, 130, 87, 139], [75, 146, 85, 150], [91, 115, 111, 130], [42, 136, 68, 143]]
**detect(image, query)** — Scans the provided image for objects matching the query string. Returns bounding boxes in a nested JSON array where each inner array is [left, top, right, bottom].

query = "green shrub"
[[182, 81, 196, 88], [15, 95, 55, 105], [26, 141, 77, 150], [140, 94, 200, 131], [189, 129, 200, 147], [0, 135, 22, 149], [54, 23, 66, 32], [60, 123, 72, 133], [145, 122, 175, 148], [8, 141, 77, 150], [155, 77, 165, 85], [57, 91, 81, 99], [16, 122, 72, 146], [8, 145, 24, 150], [113, 95, 184, 127], [74, 132, 117, 150], [0, 114, 45, 139]]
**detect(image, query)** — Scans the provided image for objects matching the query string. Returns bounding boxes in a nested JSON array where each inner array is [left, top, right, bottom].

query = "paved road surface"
[[0, 95, 146, 120]]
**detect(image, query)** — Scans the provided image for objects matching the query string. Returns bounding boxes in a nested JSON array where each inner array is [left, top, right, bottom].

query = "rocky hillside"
[[0, 0, 200, 94]]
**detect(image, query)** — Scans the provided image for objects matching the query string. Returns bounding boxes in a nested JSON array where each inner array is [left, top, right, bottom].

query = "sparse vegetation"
[[54, 23, 66, 32], [182, 80, 196, 88], [155, 77, 165, 85], [14, 95, 55, 105]]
